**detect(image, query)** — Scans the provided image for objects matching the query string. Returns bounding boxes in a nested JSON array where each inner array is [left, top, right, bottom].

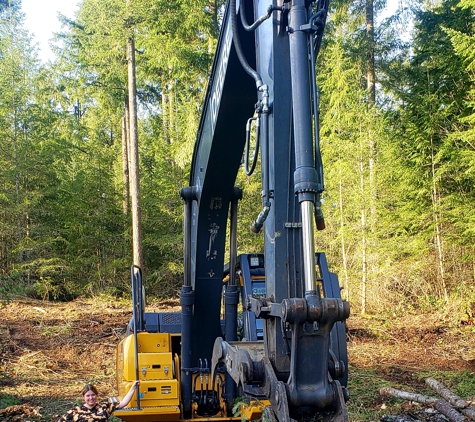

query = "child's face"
[[83, 390, 98, 408]]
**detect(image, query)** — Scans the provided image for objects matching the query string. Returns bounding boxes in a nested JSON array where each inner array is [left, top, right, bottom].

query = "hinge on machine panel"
[[284, 222, 302, 228]]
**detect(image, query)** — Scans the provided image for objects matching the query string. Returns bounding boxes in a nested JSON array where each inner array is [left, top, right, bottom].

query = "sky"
[[22, 0, 80, 63], [21, 0, 400, 64]]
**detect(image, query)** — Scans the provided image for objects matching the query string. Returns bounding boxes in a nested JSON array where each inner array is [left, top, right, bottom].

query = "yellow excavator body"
[[115, 331, 266, 422]]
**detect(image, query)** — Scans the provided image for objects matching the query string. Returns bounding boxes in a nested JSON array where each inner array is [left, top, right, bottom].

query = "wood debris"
[[380, 377, 475, 422], [0, 404, 42, 422]]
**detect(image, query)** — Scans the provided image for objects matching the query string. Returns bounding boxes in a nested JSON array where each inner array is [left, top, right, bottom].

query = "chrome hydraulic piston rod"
[[289, 0, 323, 294]]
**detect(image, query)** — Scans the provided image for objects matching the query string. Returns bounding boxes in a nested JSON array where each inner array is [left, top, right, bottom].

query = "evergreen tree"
[[381, 0, 475, 307], [0, 2, 41, 294], [444, 0, 475, 300]]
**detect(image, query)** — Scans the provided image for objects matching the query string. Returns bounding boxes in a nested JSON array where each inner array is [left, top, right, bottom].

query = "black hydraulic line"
[[230, 0, 272, 233], [240, 1, 280, 31], [315, 203, 325, 230], [180, 286, 194, 418], [281, 318, 291, 356], [244, 115, 260, 176], [309, 15, 324, 193], [310, 2, 329, 58], [250, 205, 270, 234], [199, 359, 204, 404], [250, 105, 270, 233], [260, 104, 270, 208], [201, 360, 205, 389], [230, 0, 263, 88], [308, 8, 327, 229]]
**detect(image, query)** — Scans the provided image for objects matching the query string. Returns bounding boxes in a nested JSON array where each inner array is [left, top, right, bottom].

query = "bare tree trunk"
[[360, 138, 367, 314], [121, 108, 130, 215], [14, 113, 22, 263], [366, 0, 377, 232], [366, 0, 375, 106], [9, 0, 23, 264], [430, 135, 447, 302], [338, 176, 349, 301], [433, 401, 466, 422], [168, 78, 175, 143], [127, 36, 144, 270], [361, 209, 367, 314], [161, 78, 168, 143], [364, 0, 376, 312]]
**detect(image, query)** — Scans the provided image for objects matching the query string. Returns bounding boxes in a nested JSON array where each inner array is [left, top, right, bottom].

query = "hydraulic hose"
[[309, 7, 328, 58], [309, 11, 325, 203], [250, 95, 270, 234], [240, 1, 280, 32], [230, 0, 272, 234], [308, 6, 329, 230], [230, 0, 263, 88], [244, 115, 260, 176]]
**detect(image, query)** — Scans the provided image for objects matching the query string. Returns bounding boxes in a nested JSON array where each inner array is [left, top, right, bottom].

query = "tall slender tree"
[[0, 1, 38, 281]]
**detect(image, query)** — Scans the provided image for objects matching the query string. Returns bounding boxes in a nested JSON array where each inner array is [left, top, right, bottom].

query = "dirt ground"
[[0, 298, 474, 422]]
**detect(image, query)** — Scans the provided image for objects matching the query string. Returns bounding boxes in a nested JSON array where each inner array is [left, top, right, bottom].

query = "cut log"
[[460, 406, 475, 421], [425, 377, 468, 408], [433, 400, 465, 422], [380, 415, 416, 422], [425, 377, 475, 420], [379, 387, 438, 405], [380, 387, 469, 422]]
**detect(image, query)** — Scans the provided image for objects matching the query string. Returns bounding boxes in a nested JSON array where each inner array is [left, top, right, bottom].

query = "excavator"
[[115, 0, 350, 420]]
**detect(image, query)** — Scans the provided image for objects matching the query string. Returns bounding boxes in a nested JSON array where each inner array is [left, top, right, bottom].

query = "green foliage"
[[0, 393, 21, 409], [232, 396, 246, 418], [0, 0, 474, 316], [347, 367, 396, 421], [0, 0, 223, 299], [380, 0, 475, 306], [0, 272, 27, 304]]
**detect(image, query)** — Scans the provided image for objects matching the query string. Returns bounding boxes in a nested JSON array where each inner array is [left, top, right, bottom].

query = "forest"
[[1, 0, 475, 319]]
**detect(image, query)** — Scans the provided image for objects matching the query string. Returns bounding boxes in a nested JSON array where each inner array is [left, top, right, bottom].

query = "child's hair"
[[81, 384, 99, 396]]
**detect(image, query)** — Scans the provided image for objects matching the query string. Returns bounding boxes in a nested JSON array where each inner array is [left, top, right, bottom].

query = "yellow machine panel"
[[116, 331, 181, 422], [114, 405, 181, 422], [118, 333, 173, 381], [135, 352, 174, 380], [123, 332, 171, 353], [124, 379, 179, 406]]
